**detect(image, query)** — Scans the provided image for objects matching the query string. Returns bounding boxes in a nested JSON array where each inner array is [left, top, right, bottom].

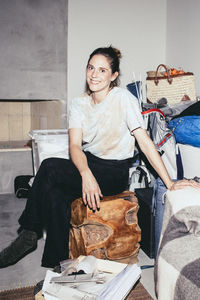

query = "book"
[[42, 255, 141, 300]]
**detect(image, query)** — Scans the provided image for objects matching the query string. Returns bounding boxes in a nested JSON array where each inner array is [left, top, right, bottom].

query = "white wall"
[[166, 0, 200, 96], [67, 0, 167, 105]]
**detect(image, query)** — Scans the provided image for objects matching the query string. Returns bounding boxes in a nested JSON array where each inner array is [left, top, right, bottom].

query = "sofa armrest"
[[155, 187, 200, 300]]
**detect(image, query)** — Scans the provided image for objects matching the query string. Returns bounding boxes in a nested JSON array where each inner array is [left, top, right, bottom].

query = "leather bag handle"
[[154, 64, 172, 86]]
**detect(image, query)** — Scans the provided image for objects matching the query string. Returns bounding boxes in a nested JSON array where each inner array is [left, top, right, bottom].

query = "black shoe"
[[34, 280, 44, 295], [0, 229, 37, 268]]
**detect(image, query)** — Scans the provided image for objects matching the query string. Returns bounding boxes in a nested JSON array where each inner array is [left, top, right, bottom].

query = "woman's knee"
[[39, 157, 70, 173], [41, 157, 60, 168], [35, 158, 67, 186]]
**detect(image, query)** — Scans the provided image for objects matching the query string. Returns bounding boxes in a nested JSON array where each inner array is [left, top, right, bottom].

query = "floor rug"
[[0, 281, 153, 300], [126, 282, 154, 299], [0, 285, 35, 300]]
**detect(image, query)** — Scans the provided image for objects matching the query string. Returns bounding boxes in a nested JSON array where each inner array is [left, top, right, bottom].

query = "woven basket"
[[146, 64, 196, 105], [146, 70, 163, 78]]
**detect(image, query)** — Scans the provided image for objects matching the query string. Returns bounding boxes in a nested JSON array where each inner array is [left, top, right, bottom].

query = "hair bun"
[[109, 45, 121, 59], [113, 47, 122, 59]]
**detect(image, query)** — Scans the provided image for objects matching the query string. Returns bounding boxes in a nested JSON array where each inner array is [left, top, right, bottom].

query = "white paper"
[[76, 255, 97, 274], [43, 293, 59, 300], [96, 258, 126, 274], [42, 257, 141, 300], [97, 264, 141, 300], [42, 270, 96, 300]]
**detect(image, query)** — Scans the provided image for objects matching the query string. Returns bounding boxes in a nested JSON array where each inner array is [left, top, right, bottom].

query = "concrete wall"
[[67, 0, 167, 105], [0, 0, 68, 101], [166, 0, 200, 96]]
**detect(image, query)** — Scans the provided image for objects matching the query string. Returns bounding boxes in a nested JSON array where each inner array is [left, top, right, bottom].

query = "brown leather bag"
[[69, 191, 141, 264]]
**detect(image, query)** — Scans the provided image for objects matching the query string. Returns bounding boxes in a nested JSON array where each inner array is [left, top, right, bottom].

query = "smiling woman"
[[86, 55, 118, 103], [0, 46, 199, 271], [86, 46, 121, 100]]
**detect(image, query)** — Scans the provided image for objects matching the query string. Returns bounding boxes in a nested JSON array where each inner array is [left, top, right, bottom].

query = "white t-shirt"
[[68, 87, 145, 160]]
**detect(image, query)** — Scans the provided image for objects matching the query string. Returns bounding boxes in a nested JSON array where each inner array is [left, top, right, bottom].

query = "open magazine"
[[42, 255, 141, 300]]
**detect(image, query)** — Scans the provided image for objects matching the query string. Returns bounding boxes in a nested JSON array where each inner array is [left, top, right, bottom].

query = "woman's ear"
[[111, 71, 119, 82]]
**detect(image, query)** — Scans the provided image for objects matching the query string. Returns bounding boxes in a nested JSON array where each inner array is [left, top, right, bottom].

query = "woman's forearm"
[[69, 144, 102, 210], [69, 144, 90, 176], [142, 141, 173, 189], [134, 128, 174, 189]]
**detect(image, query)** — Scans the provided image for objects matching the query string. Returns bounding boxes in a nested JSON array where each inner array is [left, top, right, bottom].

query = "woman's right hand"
[[169, 179, 200, 191], [81, 169, 103, 211]]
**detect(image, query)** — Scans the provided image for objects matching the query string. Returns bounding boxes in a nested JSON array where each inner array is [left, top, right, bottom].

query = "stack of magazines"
[[41, 255, 141, 300]]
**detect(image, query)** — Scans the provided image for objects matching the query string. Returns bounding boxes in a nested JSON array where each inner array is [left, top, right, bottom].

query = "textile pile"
[[155, 187, 200, 300]]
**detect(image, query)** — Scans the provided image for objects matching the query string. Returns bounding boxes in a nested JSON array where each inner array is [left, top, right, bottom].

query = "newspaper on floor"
[[42, 255, 141, 300]]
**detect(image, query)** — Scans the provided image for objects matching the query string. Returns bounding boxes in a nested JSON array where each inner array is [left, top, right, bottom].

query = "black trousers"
[[18, 152, 130, 267]]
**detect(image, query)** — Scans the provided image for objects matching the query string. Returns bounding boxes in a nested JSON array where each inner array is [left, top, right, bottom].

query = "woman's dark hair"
[[86, 46, 121, 94]]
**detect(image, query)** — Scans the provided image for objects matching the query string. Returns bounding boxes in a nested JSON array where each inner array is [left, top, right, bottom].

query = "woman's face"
[[86, 54, 118, 95]]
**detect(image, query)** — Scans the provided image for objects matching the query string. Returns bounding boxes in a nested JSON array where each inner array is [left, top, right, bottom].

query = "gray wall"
[[166, 0, 200, 96], [0, 0, 68, 101]]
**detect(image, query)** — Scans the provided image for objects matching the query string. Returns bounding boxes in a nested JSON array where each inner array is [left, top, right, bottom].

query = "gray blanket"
[[154, 187, 200, 300]]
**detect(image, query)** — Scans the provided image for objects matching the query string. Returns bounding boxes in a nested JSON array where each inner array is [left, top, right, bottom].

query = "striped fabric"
[[155, 187, 200, 300]]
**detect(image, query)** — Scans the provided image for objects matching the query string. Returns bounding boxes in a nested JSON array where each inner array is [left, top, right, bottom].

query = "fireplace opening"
[[0, 99, 64, 193], [0, 99, 63, 150]]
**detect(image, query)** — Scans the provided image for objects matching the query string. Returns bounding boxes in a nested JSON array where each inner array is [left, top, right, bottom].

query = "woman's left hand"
[[169, 179, 200, 191]]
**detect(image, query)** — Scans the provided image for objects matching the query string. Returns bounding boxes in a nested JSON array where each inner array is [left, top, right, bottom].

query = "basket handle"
[[154, 64, 172, 86]]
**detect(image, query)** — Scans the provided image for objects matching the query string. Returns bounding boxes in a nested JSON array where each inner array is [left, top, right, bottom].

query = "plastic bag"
[[168, 115, 200, 147]]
